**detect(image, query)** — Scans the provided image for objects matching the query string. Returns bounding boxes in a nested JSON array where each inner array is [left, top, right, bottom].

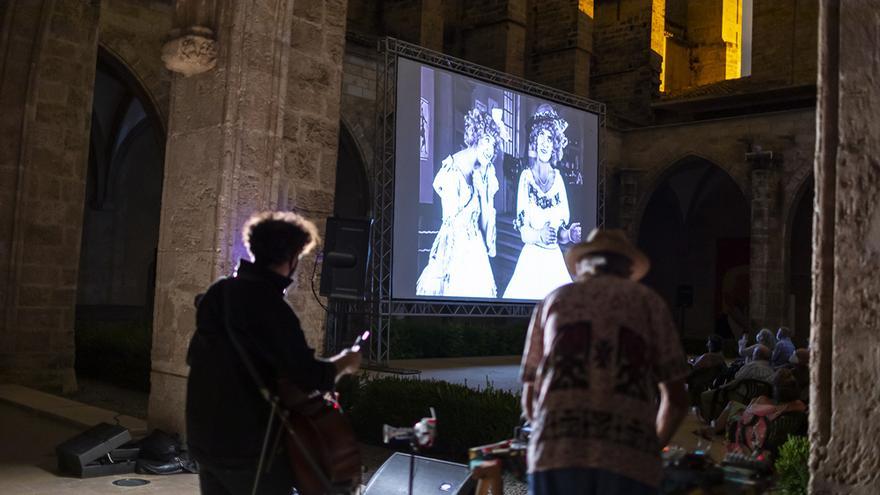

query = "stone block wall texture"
[[687, 0, 741, 85], [341, 46, 377, 166], [810, 1, 880, 493], [283, 0, 350, 355], [591, 0, 663, 124], [751, 0, 818, 85], [380, 0, 443, 50], [748, 166, 785, 330], [148, 0, 349, 434], [615, 108, 815, 334], [98, 0, 173, 126], [0, 0, 100, 393], [527, 0, 593, 96], [460, 0, 526, 77]]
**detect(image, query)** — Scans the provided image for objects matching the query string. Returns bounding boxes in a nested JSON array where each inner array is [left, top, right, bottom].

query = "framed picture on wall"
[[420, 97, 429, 160]]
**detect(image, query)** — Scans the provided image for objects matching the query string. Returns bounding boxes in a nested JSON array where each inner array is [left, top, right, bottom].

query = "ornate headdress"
[[527, 104, 569, 162]]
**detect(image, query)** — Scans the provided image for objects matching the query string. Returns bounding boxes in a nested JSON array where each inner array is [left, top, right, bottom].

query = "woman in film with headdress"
[[416, 107, 508, 298], [503, 103, 582, 299]]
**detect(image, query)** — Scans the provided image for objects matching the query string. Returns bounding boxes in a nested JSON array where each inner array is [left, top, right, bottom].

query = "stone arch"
[[333, 118, 372, 218], [782, 173, 814, 344], [636, 155, 751, 340], [630, 151, 749, 239], [97, 37, 169, 130], [340, 113, 374, 167], [75, 49, 166, 391]]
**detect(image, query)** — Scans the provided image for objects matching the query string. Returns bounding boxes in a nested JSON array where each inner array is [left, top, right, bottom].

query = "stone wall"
[[0, 1, 100, 393], [613, 108, 816, 334], [148, 0, 349, 434], [460, 0, 526, 77], [526, 0, 592, 95], [591, 0, 663, 124], [98, 0, 173, 125], [379, 0, 443, 50], [283, 0, 350, 352], [810, 1, 880, 492], [687, 0, 741, 85], [341, 43, 378, 167], [751, 0, 818, 85]]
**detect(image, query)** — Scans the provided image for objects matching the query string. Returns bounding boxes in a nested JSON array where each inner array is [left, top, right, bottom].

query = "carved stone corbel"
[[162, 26, 217, 76], [162, 0, 220, 76]]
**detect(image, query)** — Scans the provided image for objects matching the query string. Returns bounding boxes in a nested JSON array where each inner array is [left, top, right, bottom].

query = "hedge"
[[337, 375, 521, 461], [389, 317, 529, 359]]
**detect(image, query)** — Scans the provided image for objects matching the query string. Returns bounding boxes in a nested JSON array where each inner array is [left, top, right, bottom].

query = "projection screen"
[[392, 57, 600, 302]]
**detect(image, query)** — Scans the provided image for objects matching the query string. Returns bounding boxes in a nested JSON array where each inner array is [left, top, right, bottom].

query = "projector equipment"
[[56, 423, 137, 478], [319, 217, 371, 300], [363, 452, 475, 495]]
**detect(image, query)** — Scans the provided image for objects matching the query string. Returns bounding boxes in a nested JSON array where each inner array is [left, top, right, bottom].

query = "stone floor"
[[0, 401, 200, 495], [0, 356, 725, 494]]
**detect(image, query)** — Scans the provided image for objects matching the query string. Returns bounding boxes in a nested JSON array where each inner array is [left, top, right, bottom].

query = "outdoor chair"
[[701, 379, 773, 422], [687, 364, 727, 407]]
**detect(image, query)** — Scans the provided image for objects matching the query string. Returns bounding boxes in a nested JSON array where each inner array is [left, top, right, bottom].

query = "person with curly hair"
[[504, 103, 581, 299], [186, 211, 363, 495], [416, 107, 503, 297]]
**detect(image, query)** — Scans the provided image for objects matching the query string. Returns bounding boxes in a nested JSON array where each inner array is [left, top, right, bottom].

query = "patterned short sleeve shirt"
[[520, 274, 689, 488]]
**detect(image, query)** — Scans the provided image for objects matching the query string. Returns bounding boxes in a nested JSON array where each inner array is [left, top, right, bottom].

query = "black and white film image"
[[392, 58, 599, 302]]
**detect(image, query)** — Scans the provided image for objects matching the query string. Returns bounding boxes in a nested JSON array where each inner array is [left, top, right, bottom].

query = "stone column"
[[616, 168, 644, 236], [747, 148, 785, 330], [148, 0, 349, 435], [528, 0, 594, 96], [591, 0, 663, 123], [811, 2, 880, 492], [460, 0, 527, 77], [380, 0, 443, 50], [687, 0, 742, 85], [0, 1, 100, 393]]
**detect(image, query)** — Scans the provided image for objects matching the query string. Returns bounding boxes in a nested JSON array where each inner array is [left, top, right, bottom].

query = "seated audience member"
[[699, 369, 806, 440], [734, 345, 775, 383], [738, 328, 776, 361], [771, 326, 796, 367], [692, 335, 726, 370]]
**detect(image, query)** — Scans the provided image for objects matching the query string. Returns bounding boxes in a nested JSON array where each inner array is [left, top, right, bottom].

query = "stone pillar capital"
[[745, 148, 782, 172], [161, 26, 217, 77]]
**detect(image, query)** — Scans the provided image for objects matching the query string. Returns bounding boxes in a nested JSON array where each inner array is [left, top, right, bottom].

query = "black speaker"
[[319, 217, 371, 300], [56, 423, 136, 478], [364, 452, 475, 495]]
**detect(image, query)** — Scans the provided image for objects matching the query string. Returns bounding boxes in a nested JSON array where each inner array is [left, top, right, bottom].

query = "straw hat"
[[564, 228, 650, 281]]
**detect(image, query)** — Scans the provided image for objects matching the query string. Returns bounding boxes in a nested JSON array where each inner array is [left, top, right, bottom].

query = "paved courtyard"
[[0, 357, 720, 494]]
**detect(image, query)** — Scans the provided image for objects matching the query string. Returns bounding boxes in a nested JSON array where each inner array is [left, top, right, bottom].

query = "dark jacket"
[[185, 260, 336, 467]]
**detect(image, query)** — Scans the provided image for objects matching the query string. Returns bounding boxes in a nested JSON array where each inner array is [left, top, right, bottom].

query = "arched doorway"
[[75, 49, 165, 392], [637, 157, 751, 342], [788, 177, 813, 346], [333, 122, 370, 218], [324, 122, 371, 353]]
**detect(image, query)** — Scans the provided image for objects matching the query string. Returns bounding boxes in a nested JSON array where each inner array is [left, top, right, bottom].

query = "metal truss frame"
[[367, 38, 606, 364], [381, 300, 535, 318]]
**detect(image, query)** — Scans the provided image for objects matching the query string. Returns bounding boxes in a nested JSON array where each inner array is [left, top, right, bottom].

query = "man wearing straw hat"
[[520, 228, 690, 494]]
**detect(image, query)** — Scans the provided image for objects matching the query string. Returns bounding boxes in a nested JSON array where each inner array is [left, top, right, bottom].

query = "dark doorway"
[[75, 50, 165, 392], [637, 157, 751, 342], [325, 123, 371, 353], [788, 177, 813, 347], [333, 123, 370, 218]]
